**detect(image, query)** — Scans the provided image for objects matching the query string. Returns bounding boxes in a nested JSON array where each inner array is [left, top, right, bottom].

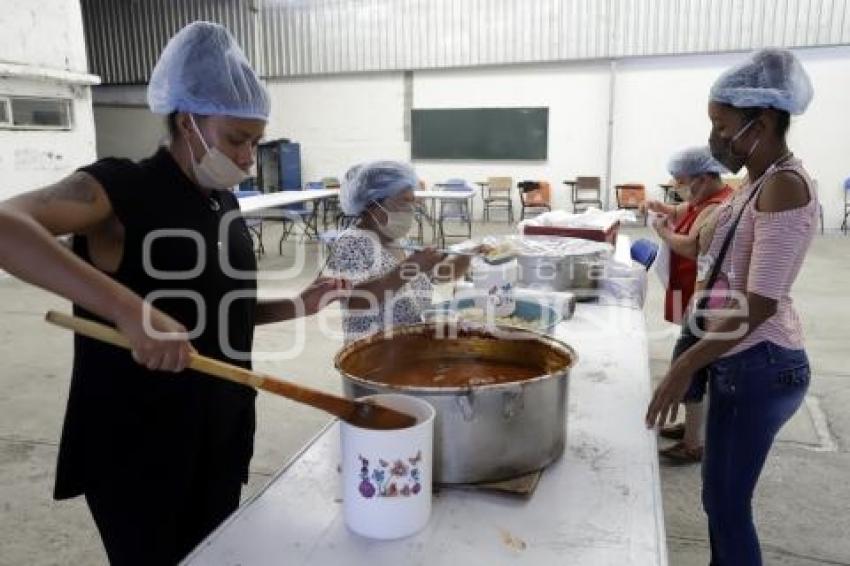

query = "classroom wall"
[[264, 72, 410, 183], [91, 46, 850, 229], [411, 62, 612, 214]]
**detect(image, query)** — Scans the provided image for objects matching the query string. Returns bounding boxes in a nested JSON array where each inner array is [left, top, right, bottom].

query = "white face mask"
[[186, 115, 249, 190], [370, 200, 415, 240]]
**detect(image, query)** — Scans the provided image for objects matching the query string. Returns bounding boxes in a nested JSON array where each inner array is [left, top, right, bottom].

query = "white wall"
[[93, 105, 165, 161], [0, 0, 98, 201], [264, 72, 409, 182], [412, 62, 612, 213], [783, 47, 850, 230], [0, 0, 89, 72], [91, 86, 164, 161]]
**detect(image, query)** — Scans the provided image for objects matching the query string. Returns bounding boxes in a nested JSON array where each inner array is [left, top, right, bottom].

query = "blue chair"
[[630, 238, 659, 270], [234, 189, 265, 257]]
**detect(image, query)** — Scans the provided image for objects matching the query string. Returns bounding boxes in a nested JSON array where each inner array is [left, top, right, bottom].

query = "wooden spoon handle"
[[44, 311, 364, 423]]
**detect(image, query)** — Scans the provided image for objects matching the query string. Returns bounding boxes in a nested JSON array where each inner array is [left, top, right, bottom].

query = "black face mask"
[[709, 118, 760, 174]]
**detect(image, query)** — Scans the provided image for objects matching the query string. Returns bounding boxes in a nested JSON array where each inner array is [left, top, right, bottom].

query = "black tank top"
[[55, 148, 258, 499]]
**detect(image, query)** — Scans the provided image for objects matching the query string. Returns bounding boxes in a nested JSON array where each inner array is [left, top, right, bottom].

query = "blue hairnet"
[[710, 48, 813, 115], [667, 146, 728, 178], [343, 163, 363, 184], [340, 161, 419, 216], [147, 21, 270, 120]]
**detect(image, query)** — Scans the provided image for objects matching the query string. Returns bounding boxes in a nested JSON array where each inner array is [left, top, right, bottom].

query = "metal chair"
[[615, 184, 648, 226], [320, 177, 342, 230], [567, 176, 604, 212], [233, 189, 265, 257], [659, 182, 683, 204], [436, 179, 474, 248], [411, 200, 430, 245], [274, 189, 321, 254], [518, 180, 551, 220], [482, 176, 514, 222]]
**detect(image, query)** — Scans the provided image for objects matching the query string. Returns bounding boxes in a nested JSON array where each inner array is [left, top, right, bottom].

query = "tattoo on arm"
[[34, 173, 98, 205]]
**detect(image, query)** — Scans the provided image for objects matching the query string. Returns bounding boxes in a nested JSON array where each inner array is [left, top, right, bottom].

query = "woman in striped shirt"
[[646, 49, 817, 566]]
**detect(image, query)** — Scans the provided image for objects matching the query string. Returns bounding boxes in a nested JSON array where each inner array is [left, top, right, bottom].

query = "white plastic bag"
[[653, 240, 671, 288]]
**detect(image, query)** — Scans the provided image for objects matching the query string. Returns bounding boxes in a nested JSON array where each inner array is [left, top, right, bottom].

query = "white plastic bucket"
[[340, 394, 436, 540]]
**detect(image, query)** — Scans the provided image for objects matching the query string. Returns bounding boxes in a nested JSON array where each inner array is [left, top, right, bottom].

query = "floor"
[[0, 220, 848, 565]]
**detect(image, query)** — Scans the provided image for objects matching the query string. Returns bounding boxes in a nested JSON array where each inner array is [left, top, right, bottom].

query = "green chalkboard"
[[411, 107, 548, 160]]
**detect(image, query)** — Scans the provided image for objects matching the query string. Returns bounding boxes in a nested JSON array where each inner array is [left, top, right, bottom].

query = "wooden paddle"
[[45, 311, 416, 431]]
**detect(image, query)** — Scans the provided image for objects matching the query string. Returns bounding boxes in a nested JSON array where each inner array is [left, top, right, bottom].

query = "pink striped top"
[[697, 157, 817, 357]]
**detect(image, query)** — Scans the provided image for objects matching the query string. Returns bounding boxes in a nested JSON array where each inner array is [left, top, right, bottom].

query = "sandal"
[[659, 423, 686, 440], [659, 441, 703, 464]]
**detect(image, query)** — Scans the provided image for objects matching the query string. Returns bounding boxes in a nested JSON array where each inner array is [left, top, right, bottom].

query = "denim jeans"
[[702, 341, 810, 566]]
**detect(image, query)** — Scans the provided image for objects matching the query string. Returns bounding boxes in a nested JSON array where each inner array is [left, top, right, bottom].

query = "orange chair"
[[518, 180, 552, 220], [615, 183, 648, 226]]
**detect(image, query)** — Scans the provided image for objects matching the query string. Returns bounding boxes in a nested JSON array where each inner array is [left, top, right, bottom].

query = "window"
[[0, 97, 73, 130]]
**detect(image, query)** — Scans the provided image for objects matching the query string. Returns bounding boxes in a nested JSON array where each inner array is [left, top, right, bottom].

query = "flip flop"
[[659, 423, 686, 440], [659, 441, 703, 464]]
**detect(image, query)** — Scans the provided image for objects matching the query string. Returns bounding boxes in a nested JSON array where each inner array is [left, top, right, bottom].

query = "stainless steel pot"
[[516, 252, 607, 293], [335, 323, 577, 484]]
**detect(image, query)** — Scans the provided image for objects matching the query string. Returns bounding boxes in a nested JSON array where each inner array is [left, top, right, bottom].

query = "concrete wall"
[[0, 0, 98, 201], [411, 62, 611, 213], [265, 72, 410, 182], [93, 105, 165, 162], [0, 0, 89, 72], [90, 46, 850, 230]]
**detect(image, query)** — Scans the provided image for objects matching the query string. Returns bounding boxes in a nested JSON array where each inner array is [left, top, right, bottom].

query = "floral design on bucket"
[[358, 451, 423, 499]]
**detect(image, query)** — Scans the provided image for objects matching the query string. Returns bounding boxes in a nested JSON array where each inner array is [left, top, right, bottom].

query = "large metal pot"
[[516, 252, 607, 293], [335, 323, 577, 484]]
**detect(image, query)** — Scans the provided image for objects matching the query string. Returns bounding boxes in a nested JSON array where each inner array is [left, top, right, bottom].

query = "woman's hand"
[[652, 215, 672, 238], [298, 276, 351, 316], [115, 303, 195, 373], [645, 362, 693, 429], [407, 246, 446, 274], [642, 200, 667, 215], [448, 244, 494, 276]]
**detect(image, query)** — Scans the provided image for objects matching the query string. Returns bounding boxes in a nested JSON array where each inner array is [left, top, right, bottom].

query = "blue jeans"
[[702, 341, 810, 566]]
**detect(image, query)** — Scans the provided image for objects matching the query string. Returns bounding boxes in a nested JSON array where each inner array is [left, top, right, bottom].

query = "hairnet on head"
[[343, 163, 363, 184], [709, 48, 813, 115], [340, 161, 419, 216], [668, 146, 729, 178], [147, 21, 270, 120]]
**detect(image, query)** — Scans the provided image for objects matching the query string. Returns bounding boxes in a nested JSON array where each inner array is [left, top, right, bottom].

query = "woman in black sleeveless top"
[[0, 22, 345, 565]]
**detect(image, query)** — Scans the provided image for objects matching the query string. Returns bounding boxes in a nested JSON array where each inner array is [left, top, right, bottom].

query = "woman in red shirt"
[[645, 147, 732, 463]]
